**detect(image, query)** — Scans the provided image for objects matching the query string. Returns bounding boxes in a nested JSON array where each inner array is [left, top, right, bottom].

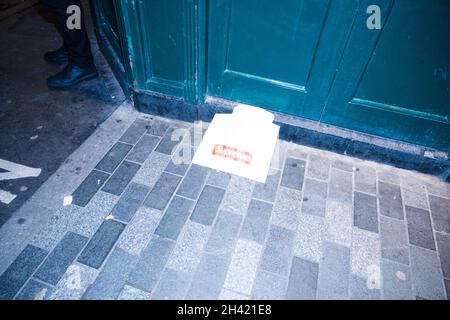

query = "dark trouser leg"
[[41, 0, 94, 68]]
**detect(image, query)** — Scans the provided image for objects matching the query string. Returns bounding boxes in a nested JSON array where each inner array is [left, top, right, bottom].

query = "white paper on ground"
[[192, 105, 279, 183]]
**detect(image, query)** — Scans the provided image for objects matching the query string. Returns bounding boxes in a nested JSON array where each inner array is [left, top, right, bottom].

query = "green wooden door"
[[322, 0, 450, 151], [207, 0, 450, 151], [207, 0, 359, 120], [91, 0, 132, 93]]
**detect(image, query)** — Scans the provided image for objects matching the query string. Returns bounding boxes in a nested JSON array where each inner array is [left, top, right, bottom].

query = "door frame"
[[90, 0, 134, 97]]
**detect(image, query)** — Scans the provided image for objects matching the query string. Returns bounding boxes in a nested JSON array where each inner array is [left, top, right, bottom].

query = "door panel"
[[207, 0, 359, 120], [322, 0, 450, 151]]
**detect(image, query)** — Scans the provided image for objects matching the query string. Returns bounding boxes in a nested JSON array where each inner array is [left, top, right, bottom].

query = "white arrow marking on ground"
[[0, 158, 42, 205], [0, 190, 17, 205], [0, 158, 41, 181]]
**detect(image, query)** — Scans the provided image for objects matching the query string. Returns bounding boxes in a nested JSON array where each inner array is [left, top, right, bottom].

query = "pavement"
[[0, 1, 123, 226], [0, 1, 449, 301], [0, 105, 449, 300]]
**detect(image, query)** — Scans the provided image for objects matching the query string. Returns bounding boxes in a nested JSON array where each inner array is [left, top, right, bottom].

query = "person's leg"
[[41, 0, 94, 67], [41, 0, 98, 88]]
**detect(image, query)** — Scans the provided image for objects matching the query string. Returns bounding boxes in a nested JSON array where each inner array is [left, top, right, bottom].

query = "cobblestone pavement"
[[0, 112, 449, 300]]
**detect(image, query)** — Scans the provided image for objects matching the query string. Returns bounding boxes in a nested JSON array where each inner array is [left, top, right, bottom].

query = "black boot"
[[44, 46, 69, 65], [47, 64, 98, 89]]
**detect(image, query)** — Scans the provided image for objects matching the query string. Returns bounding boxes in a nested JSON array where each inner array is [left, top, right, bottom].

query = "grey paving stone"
[[204, 210, 242, 258], [183, 125, 206, 147], [351, 228, 380, 279], [224, 239, 263, 295], [31, 204, 82, 251], [332, 159, 354, 172], [119, 118, 151, 144], [435, 232, 450, 279], [350, 275, 381, 300], [269, 141, 286, 171], [221, 176, 254, 215], [118, 285, 152, 300], [302, 178, 327, 217], [155, 126, 187, 155], [144, 172, 181, 210], [426, 180, 450, 199], [111, 182, 150, 222], [252, 169, 281, 203], [191, 185, 225, 226], [410, 245, 446, 300], [328, 168, 352, 206], [294, 213, 325, 263], [219, 289, 250, 300], [325, 200, 352, 247], [83, 248, 138, 300], [271, 187, 302, 231], [381, 259, 413, 300], [403, 188, 429, 211], [280, 157, 306, 190], [70, 191, 119, 238], [405, 206, 435, 251], [187, 253, 229, 300], [306, 153, 330, 181], [126, 135, 160, 163], [380, 216, 409, 265], [0, 245, 47, 300], [355, 165, 377, 194], [252, 269, 288, 300], [143, 172, 181, 210], [377, 170, 400, 185], [353, 191, 379, 233], [152, 268, 190, 300], [287, 144, 308, 159], [240, 200, 273, 244], [207, 170, 231, 189], [128, 236, 175, 292], [317, 242, 351, 299], [401, 176, 428, 210], [286, 257, 319, 300], [102, 161, 141, 196], [15, 279, 53, 300], [72, 170, 110, 207], [445, 279, 450, 300], [95, 142, 133, 173], [117, 207, 163, 256], [133, 152, 170, 188], [429, 195, 450, 234], [35, 232, 88, 285], [164, 144, 193, 176], [154, 196, 195, 240], [177, 164, 210, 200], [166, 221, 210, 273], [77, 220, 126, 269], [49, 263, 98, 300], [260, 225, 295, 276], [378, 181, 404, 220], [147, 118, 170, 136]]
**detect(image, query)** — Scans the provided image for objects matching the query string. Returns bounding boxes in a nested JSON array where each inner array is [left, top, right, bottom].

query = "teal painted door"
[[207, 0, 359, 120], [207, 0, 450, 151], [91, 0, 132, 93], [322, 0, 450, 151]]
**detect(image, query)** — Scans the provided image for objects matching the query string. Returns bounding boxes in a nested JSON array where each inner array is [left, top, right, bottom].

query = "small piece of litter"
[[395, 271, 406, 281], [97, 179, 101, 185], [36, 126, 43, 130], [30, 135, 39, 140], [19, 186, 28, 192], [63, 195, 73, 206], [105, 214, 114, 221]]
